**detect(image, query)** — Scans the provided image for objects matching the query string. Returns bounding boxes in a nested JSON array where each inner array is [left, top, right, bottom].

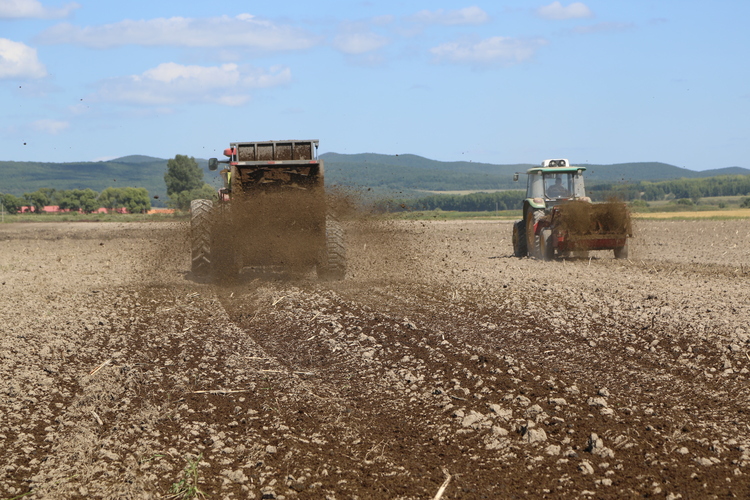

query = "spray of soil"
[[199, 185, 423, 284], [556, 200, 633, 236], [208, 190, 326, 278], [327, 185, 433, 283]]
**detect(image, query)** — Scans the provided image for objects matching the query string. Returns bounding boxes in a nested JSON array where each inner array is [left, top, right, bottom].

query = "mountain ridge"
[[1, 153, 747, 204]]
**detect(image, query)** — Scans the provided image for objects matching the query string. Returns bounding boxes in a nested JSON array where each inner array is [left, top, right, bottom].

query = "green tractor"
[[512, 159, 631, 260]]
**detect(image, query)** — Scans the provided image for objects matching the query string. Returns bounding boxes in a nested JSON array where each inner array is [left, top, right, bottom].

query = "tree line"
[[375, 190, 525, 212], [0, 154, 218, 215], [374, 173, 750, 213], [0, 187, 151, 214], [587, 175, 750, 202]]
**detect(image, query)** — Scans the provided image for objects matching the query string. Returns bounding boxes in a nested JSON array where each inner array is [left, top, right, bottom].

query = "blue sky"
[[1, 0, 748, 170]]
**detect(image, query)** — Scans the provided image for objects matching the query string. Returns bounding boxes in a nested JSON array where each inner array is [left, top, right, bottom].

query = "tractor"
[[190, 140, 346, 279], [512, 159, 631, 260]]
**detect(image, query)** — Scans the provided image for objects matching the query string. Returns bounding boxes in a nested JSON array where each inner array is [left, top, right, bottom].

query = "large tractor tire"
[[317, 217, 346, 280], [614, 242, 629, 260], [512, 220, 527, 257], [190, 199, 213, 275], [525, 209, 545, 259]]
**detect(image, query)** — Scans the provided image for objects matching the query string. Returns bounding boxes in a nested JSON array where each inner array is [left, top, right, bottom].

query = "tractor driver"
[[546, 174, 570, 198]]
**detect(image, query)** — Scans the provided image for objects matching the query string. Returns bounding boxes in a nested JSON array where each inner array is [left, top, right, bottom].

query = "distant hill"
[[692, 166, 750, 176], [321, 153, 750, 195], [110, 155, 165, 164], [1, 152, 746, 203], [321, 153, 527, 195], [573, 162, 750, 182]]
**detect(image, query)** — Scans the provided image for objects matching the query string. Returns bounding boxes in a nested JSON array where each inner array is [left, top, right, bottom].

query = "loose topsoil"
[[1, 218, 749, 499]]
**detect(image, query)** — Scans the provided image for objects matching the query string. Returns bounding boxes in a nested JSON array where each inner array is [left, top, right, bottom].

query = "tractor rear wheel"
[[190, 199, 213, 275], [512, 220, 527, 257], [317, 217, 346, 280]]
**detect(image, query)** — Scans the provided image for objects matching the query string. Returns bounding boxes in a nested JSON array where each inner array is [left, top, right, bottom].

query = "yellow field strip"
[[632, 210, 750, 219]]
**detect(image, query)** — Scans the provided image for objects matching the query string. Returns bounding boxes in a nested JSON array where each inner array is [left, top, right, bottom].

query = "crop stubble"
[[0, 218, 749, 499]]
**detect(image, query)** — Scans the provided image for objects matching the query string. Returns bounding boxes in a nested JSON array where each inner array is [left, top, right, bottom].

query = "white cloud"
[[411, 6, 490, 26], [333, 31, 389, 55], [37, 14, 319, 51], [0, 38, 47, 79], [430, 36, 547, 66], [32, 118, 69, 134], [0, 0, 80, 19], [536, 2, 593, 20], [93, 62, 291, 107]]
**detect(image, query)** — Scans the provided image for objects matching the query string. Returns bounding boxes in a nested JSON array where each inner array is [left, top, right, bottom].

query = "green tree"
[[375, 190, 526, 213], [165, 155, 204, 196], [688, 185, 701, 204], [589, 175, 750, 202], [122, 187, 151, 213], [23, 189, 51, 213], [1, 193, 22, 214], [39, 188, 58, 204], [167, 184, 216, 211], [98, 187, 124, 210], [58, 189, 100, 213], [629, 199, 650, 211], [98, 187, 151, 213]]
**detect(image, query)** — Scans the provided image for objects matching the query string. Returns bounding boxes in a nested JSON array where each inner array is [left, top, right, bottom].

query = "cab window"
[[543, 173, 572, 198]]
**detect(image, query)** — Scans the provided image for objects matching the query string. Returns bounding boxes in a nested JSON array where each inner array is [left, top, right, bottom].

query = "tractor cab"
[[514, 159, 587, 209]]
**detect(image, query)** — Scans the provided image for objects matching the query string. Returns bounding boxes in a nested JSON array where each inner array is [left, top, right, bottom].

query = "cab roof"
[[526, 166, 586, 175], [525, 158, 585, 174]]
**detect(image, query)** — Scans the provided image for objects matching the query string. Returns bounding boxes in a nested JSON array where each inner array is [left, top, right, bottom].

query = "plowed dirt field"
[[1, 219, 749, 499]]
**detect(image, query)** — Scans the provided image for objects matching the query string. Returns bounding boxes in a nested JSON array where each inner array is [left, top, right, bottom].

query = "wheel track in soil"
[[210, 269, 750, 498]]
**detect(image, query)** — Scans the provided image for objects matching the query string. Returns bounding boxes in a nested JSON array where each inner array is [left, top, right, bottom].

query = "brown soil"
[[1, 218, 750, 499]]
